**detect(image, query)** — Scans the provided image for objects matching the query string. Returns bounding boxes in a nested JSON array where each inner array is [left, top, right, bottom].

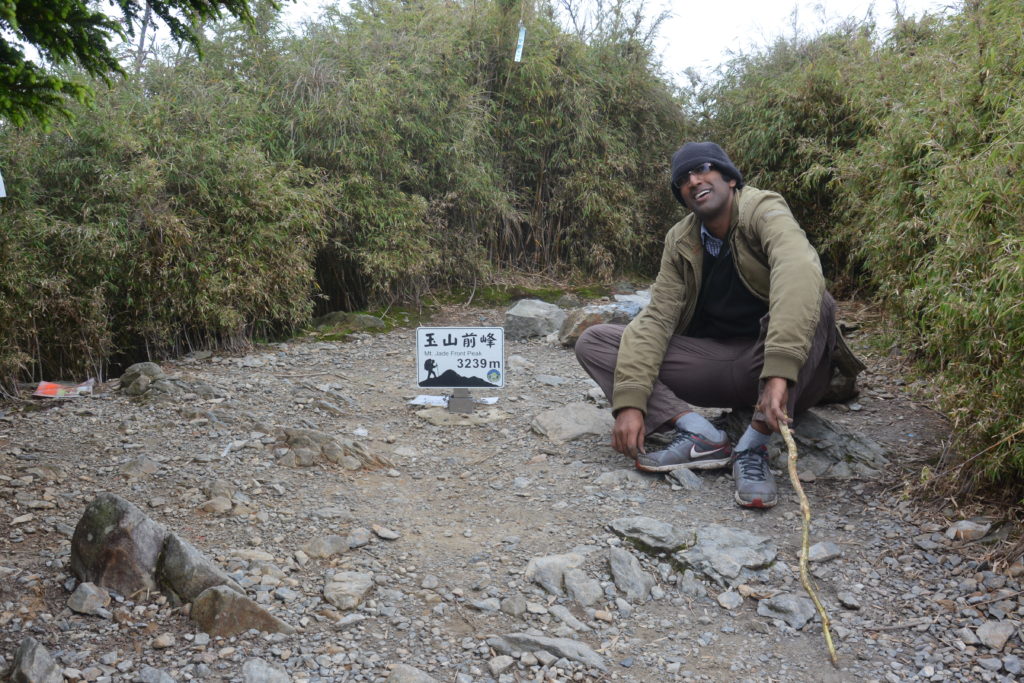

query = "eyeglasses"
[[674, 162, 716, 187]]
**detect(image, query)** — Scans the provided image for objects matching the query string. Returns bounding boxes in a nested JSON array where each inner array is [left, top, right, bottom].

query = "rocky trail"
[[1, 299, 1021, 683]]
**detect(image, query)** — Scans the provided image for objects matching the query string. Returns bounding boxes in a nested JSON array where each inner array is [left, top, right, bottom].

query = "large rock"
[[525, 553, 584, 596], [608, 547, 655, 602], [757, 593, 817, 629], [302, 534, 350, 558], [486, 633, 606, 671], [71, 493, 242, 607], [557, 302, 642, 347], [564, 568, 604, 607], [721, 408, 888, 479], [806, 541, 843, 563], [531, 402, 614, 443], [137, 667, 176, 683], [505, 299, 566, 339], [275, 428, 391, 470], [977, 620, 1016, 650], [9, 637, 62, 683], [386, 663, 439, 682], [157, 532, 244, 604], [119, 456, 160, 479], [70, 493, 167, 597], [323, 571, 375, 610], [242, 657, 291, 683], [946, 520, 991, 541], [67, 582, 110, 616], [673, 524, 777, 587], [609, 516, 689, 552], [119, 362, 166, 395], [190, 585, 295, 637]]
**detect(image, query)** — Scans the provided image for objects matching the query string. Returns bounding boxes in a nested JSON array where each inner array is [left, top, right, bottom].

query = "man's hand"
[[756, 377, 791, 433], [612, 408, 646, 459]]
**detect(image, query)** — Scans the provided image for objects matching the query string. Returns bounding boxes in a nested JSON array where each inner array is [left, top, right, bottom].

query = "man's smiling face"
[[679, 164, 737, 223]]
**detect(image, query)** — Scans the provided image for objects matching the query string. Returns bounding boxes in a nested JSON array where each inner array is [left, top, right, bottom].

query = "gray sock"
[[676, 412, 726, 444], [735, 425, 771, 452]]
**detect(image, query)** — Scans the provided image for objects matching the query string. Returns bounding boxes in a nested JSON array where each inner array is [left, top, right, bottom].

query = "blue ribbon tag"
[[514, 24, 526, 62]]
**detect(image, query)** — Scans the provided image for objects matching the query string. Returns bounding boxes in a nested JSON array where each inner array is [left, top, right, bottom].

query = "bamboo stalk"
[[780, 420, 839, 668]]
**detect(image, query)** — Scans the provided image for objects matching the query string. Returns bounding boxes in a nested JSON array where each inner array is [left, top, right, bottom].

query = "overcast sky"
[[282, 0, 956, 85], [647, 0, 955, 83]]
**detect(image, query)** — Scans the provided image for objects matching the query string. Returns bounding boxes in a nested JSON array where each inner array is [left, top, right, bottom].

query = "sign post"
[[416, 327, 504, 413], [448, 388, 474, 414]]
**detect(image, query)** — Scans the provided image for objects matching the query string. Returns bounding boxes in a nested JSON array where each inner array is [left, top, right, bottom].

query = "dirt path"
[[2, 302, 1020, 683]]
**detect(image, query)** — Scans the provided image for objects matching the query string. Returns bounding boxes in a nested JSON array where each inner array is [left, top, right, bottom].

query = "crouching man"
[[576, 142, 839, 508]]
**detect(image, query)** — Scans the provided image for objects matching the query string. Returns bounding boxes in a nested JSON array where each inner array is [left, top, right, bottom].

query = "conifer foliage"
[[0, 0, 259, 126]]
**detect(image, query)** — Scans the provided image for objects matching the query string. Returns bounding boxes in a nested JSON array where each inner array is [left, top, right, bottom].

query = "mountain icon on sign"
[[419, 369, 499, 388]]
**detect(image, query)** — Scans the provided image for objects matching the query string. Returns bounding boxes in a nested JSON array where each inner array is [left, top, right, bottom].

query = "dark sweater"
[[686, 245, 768, 339]]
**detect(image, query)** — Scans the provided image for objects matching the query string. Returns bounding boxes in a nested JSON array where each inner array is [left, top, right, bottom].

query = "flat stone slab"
[[757, 593, 817, 629], [324, 571, 374, 610], [386, 664, 439, 682], [531, 402, 614, 443], [486, 633, 606, 671], [609, 516, 689, 552], [668, 467, 703, 490], [303, 535, 350, 558], [717, 591, 744, 610], [416, 407, 511, 427], [977, 620, 1016, 650], [807, 541, 843, 563], [673, 524, 778, 587], [722, 408, 888, 479]]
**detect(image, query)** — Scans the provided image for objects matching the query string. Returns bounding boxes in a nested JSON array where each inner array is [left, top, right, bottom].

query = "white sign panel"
[[416, 327, 504, 388]]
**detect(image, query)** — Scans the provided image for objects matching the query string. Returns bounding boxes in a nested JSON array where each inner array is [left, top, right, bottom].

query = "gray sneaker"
[[636, 430, 732, 472], [732, 446, 777, 508]]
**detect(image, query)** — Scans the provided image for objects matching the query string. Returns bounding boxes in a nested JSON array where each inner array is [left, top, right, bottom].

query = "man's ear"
[[728, 178, 737, 189]]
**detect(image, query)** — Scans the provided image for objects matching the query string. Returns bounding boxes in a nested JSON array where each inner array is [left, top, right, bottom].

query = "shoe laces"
[[668, 429, 699, 448], [735, 449, 769, 481]]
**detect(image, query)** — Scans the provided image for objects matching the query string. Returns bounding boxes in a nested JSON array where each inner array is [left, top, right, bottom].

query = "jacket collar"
[[724, 187, 742, 242]]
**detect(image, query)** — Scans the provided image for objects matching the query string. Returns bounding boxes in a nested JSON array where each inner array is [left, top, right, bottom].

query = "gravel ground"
[[1, 301, 1021, 683]]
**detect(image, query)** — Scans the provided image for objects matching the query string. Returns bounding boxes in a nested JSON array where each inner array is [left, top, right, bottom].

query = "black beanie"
[[670, 141, 744, 206]]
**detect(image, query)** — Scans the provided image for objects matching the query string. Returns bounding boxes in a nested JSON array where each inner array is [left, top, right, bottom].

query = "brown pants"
[[575, 293, 837, 435]]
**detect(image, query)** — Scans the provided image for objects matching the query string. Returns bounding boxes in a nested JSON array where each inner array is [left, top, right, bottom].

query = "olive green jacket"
[[612, 185, 825, 415]]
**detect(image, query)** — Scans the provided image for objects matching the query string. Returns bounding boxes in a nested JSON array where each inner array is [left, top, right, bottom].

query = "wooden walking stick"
[[780, 418, 840, 668]]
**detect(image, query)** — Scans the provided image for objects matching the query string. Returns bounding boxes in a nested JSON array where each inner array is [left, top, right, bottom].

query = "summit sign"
[[416, 327, 504, 388]]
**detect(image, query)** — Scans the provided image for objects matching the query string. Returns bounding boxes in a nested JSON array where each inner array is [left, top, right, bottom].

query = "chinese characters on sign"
[[416, 327, 504, 388]]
